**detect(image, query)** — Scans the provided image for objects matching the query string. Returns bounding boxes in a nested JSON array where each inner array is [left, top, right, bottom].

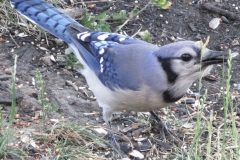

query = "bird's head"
[[153, 41, 234, 103]]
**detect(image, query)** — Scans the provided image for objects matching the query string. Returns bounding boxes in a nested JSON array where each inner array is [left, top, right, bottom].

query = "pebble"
[[21, 134, 30, 143], [237, 84, 240, 90], [93, 128, 108, 136], [5, 68, 12, 74], [151, 137, 171, 149], [129, 150, 144, 159], [135, 140, 152, 151], [40, 55, 54, 66], [15, 114, 20, 119], [232, 39, 239, 46], [121, 126, 132, 134], [133, 137, 147, 142], [209, 18, 221, 29], [221, 16, 229, 23], [188, 23, 197, 32], [181, 98, 195, 104], [132, 127, 144, 137], [132, 123, 142, 129], [120, 143, 132, 154]]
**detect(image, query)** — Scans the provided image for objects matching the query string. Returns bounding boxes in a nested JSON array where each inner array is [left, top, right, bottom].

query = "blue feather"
[[10, 0, 156, 91]]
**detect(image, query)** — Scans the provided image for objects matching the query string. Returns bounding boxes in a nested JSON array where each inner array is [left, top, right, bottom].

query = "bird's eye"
[[181, 53, 192, 61]]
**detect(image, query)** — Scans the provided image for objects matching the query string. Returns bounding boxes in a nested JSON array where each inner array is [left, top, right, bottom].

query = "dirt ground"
[[0, 0, 240, 159]]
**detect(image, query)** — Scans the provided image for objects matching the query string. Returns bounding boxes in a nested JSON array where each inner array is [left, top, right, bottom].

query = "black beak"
[[200, 49, 230, 66]]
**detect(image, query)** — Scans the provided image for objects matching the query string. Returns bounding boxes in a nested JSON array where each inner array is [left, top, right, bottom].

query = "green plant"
[[36, 69, 58, 131], [0, 107, 3, 130], [65, 51, 84, 70], [8, 56, 17, 127], [80, 10, 110, 32], [47, 123, 117, 159], [151, 0, 172, 9], [0, 130, 26, 159], [116, 0, 172, 32], [138, 30, 152, 42], [0, 56, 26, 159], [109, 10, 128, 23]]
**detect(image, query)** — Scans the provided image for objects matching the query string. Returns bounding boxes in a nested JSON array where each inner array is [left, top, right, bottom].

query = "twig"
[[115, 1, 151, 32], [202, 3, 240, 21], [9, 34, 19, 47], [132, 26, 142, 37], [73, 0, 122, 5]]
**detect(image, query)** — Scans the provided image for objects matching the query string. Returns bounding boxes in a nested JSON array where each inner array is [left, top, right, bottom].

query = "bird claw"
[[158, 120, 173, 140], [106, 121, 128, 158], [149, 111, 176, 141]]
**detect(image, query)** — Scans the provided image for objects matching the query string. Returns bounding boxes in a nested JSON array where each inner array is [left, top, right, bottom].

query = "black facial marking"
[[163, 90, 183, 103], [158, 59, 178, 84]]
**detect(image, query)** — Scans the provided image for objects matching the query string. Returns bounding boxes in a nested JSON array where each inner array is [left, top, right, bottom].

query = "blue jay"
[[11, 0, 231, 126]]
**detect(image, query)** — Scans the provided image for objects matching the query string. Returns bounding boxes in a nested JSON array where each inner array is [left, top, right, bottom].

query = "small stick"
[[202, 3, 240, 21]]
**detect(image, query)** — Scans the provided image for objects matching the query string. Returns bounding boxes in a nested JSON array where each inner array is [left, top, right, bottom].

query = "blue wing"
[[67, 24, 154, 90]]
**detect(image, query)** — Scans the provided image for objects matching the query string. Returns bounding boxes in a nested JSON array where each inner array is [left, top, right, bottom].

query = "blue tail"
[[10, 0, 83, 43]]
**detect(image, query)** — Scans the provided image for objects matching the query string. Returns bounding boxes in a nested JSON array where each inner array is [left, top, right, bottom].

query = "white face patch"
[[97, 34, 109, 41]]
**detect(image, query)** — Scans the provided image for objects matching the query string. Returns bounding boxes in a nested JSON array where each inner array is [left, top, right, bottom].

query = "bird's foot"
[[106, 121, 128, 158], [149, 111, 176, 141]]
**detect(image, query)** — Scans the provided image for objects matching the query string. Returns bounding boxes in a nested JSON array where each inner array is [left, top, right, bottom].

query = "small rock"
[[188, 23, 197, 32], [182, 122, 194, 128], [231, 52, 239, 58], [93, 128, 108, 136], [21, 134, 30, 143], [132, 127, 144, 137], [133, 137, 147, 142], [237, 84, 240, 90], [5, 68, 12, 75], [15, 114, 20, 119], [221, 16, 229, 23], [129, 150, 144, 159], [66, 80, 78, 91], [40, 55, 54, 66], [151, 137, 171, 150], [209, 18, 221, 29], [203, 75, 217, 81], [135, 140, 152, 151], [30, 140, 39, 149], [132, 123, 142, 129], [121, 126, 132, 134], [181, 98, 195, 104], [232, 39, 239, 46], [190, 93, 202, 98], [120, 143, 132, 154], [50, 55, 56, 62]]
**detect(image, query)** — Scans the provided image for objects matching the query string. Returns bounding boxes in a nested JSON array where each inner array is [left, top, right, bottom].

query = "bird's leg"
[[106, 121, 119, 147], [106, 121, 126, 158], [149, 111, 173, 139]]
